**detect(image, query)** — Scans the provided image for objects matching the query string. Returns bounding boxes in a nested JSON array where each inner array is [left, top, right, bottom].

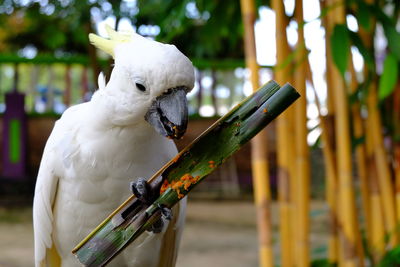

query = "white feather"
[[98, 72, 106, 91]]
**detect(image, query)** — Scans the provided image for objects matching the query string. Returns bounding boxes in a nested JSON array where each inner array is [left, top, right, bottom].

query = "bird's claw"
[[158, 204, 172, 221], [148, 204, 173, 233], [130, 178, 152, 204], [130, 178, 172, 233]]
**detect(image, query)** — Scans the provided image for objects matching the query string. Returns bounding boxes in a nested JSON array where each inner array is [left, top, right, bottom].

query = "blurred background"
[[0, 0, 399, 266]]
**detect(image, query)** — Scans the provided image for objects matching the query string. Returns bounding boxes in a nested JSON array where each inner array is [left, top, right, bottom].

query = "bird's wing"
[[33, 105, 84, 267], [33, 125, 62, 267]]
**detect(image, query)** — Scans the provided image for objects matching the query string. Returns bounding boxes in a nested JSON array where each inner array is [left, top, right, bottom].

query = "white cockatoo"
[[33, 26, 194, 267]]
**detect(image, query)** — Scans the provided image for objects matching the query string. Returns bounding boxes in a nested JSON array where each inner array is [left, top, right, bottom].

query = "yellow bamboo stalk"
[[346, 54, 366, 267], [394, 84, 400, 226], [365, 115, 385, 260], [271, 0, 294, 266], [353, 1, 386, 260], [328, 1, 359, 266], [367, 81, 397, 246], [293, 1, 310, 266], [321, 0, 335, 115], [349, 59, 372, 243], [306, 63, 339, 266], [358, 9, 398, 247], [240, 1, 274, 266], [366, 127, 385, 260], [321, 0, 340, 263]]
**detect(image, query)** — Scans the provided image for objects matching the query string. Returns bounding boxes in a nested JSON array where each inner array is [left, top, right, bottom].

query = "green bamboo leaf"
[[331, 24, 350, 77], [369, 6, 400, 60], [349, 31, 374, 70], [356, 1, 371, 31], [379, 53, 398, 100], [383, 25, 400, 60]]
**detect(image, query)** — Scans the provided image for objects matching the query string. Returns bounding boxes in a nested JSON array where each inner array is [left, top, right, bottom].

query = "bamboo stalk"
[[73, 82, 300, 266], [359, 9, 398, 248], [329, 1, 359, 266], [367, 80, 397, 246], [349, 58, 371, 243], [366, 125, 385, 260], [322, 0, 340, 263], [321, 0, 336, 115], [239, 1, 274, 266], [346, 58, 370, 267], [308, 67, 339, 266], [293, 1, 310, 266], [394, 83, 400, 226], [271, 0, 294, 266], [346, 50, 366, 267]]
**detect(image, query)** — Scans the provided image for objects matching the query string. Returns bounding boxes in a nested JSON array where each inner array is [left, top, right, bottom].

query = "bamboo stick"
[[73, 82, 300, 266], [293, 1, 310, 266], [271, 0, 294, 266], [239, 1, 274, 266]]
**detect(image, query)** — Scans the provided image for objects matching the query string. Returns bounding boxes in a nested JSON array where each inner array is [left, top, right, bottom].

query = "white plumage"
[[33, 27, 194, 267]]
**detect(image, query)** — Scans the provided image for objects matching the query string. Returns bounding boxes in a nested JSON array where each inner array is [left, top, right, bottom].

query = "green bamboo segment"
[[72, 81, 300, 266]]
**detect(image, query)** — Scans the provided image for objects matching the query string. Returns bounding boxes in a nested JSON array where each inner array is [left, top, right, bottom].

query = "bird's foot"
[[130, 177, 154, 205], [159, 204, 172, 221], [148, 204, 173, 233], [130, 178, 173, 233]]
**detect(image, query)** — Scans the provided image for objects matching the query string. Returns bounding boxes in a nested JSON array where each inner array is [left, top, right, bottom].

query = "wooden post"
[[240, 0, 274, 266]]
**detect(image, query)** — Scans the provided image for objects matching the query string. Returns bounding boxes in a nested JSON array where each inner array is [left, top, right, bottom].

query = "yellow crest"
[[88, 25, 133, 57]]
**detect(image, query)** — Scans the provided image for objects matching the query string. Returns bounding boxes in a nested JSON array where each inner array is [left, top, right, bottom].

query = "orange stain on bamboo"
[[160, 173, 200, 199], [208, 160, 216, 168]]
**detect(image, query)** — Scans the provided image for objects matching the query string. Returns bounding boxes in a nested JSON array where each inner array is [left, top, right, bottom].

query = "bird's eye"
[[135, 83, 146, 92]]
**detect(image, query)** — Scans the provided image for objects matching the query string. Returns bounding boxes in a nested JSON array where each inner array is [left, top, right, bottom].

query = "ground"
[[0, 200, 328, 267]]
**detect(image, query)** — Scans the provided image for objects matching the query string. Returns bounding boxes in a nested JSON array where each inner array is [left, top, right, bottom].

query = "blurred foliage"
[[379, 246, 400, 266], [328, 0, 400, 148], [332, 0, 400, 103], [0, 1, 90, 53], [0, 0, 269, 61], [136, 0, 245, 59]]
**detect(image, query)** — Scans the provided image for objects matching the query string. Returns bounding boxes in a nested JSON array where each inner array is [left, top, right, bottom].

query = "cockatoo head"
[[89, 26, 194, 139]]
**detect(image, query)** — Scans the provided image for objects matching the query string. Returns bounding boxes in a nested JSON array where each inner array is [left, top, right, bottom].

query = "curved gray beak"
[[145, 87, 188, 139]]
